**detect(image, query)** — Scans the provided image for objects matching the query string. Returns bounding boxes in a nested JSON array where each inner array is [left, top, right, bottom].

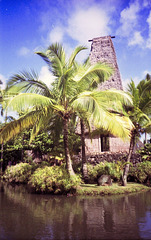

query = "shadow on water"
[[0, 181, 151, 240]]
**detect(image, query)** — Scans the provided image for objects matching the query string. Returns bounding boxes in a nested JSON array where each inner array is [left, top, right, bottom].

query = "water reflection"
[[0, 182, 151, 240]]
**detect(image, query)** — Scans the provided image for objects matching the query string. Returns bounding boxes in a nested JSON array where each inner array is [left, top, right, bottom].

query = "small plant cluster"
[[138, 144, 151, 161], [129, 161, 151, 186], [86, 160, 151, 187], [29, 165, 82, 194], [3, 162, 37, 183], [3, 162, 82, 194], [87, 161, 123, 183]]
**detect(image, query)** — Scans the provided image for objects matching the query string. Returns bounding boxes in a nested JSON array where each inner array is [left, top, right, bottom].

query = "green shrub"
[[3, 162, 37, 183], [138, 143, 151, 161], [87, 161, 123, 183], [129, 161, 151, 184], [29, 164, 82, 194]]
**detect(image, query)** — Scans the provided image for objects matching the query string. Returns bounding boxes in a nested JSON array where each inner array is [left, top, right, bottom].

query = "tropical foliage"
[[29, 164, 82, 194], [129, 161, 151, 186], [122, 77, 151, 186], [3, 162, 37, 183], [0, 43, 133, 177], [87, 161, 123, 183], [138, 143, 151, 161]]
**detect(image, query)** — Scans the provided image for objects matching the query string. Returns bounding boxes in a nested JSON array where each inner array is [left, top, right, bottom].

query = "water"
[[0, 183, 151, 240]]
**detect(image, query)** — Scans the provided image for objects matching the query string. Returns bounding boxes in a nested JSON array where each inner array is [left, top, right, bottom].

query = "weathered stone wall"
[[73, 152, 142, 166], [109, 136, 130, 152], [85, 136, 101, 154], [89, 36, 123, 90], [84, 135, 130, 154]]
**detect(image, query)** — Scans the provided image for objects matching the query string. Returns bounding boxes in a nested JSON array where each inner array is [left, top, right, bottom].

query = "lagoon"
[[0, 183, 151, 240]]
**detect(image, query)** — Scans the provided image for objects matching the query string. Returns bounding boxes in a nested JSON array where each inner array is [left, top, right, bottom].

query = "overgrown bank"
[[76, 183, 150, 196], [1, 160, 151, 195]]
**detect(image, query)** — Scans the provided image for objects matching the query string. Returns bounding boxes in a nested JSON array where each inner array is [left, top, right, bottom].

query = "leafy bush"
[[129, 161, 151, 184], [3, 162, 37, 183], [138, 143, 151, 161], [29, 165, 82, 194], [87, 161, 123, 183]]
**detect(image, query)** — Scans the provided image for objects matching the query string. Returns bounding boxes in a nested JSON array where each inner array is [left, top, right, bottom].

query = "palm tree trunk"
[[122, 130, 135, 186], [0, 142, 3, 173], [145, 131, 147, 144], [80, 119, 88, 182], [63, 117, 75, 176]]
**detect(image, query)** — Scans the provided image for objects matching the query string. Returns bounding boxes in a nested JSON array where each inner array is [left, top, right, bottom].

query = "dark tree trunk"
[[145, 131, 147, 144], [63, 117, 75, 176], [122, 130, 135, 186], [0, 142, 3, 173], [80, 119, 88, 182]]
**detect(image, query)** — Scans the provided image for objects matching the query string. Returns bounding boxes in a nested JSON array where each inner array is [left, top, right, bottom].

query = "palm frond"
[[73, 62, 113, 84], [7, 70, 52, 97], [29, 108, 53, 143], [35, 51, 51, 67], [5, 93, 54, 114], [46, 43, 66, 77], [68, 46, 87, 67], [0, 110, 41, 144], [72, 90, 133, 139]]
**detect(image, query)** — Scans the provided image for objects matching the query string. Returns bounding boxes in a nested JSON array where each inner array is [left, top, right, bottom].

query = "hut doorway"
[[101, 135, 110, 152]]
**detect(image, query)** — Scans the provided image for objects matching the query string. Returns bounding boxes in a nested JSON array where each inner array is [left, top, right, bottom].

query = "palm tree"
[[122, 79, 151, 186], [0, 43, 132, 177], [0, 86, 16, 172], [65, 59, 133, 181]]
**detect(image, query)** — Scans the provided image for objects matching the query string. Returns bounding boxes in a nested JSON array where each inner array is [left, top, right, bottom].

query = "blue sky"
[[0, 0, 151, 90]]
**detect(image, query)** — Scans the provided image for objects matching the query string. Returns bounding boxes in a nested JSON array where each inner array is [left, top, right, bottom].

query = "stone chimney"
[[89, 36, 123, 90]]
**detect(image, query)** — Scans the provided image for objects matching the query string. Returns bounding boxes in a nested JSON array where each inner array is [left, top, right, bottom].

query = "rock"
[[97, 175, 112, 186]]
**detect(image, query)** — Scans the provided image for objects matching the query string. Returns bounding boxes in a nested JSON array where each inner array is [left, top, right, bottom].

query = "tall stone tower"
[[89, 36, 123, 90], [83, 36, 130, 154]]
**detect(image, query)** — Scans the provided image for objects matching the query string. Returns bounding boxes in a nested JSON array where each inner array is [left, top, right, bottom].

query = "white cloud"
[[143, 0, 151, 8], [117, 0, 140, 37], [67, 6, 110, 45], [122, 77, 131, 91], [121, 69, 150, 91], [39, 66, 55, 87], [122, 75, 140, 90], [0, 74, 6, 89], [128, 31, 144, 46], [123, 70, 151, 91], [18, 47, 30, 56], [48, 26, 65, 44]]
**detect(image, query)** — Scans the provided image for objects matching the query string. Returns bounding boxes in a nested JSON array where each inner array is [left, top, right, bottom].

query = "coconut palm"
[[0, 85, 17, 172], [122, 79, 151, 186], [65, 59, 133, 180], [0, 43, 132, 177]]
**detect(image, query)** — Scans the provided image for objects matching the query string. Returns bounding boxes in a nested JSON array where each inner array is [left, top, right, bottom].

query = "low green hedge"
[[3, 162, 37, 183], [28, 164, 82, 194], [87, 160, 151, 186], [87, 161, 123, 183], [3, 160, 151, 193], [129, 161, 151, 185]]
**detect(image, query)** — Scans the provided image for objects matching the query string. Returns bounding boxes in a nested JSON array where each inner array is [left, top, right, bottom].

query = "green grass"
[[76, 183, 151, 196]]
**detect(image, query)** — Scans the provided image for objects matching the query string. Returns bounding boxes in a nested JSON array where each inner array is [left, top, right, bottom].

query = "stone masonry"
[[89, 36, 123, 90], [84, 36, 130, 154]]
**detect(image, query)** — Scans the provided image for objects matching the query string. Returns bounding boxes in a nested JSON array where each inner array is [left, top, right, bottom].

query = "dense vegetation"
[[2, 162, 82, 194], [0, 43, 151, 192], [2, 157, 151, 194]]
